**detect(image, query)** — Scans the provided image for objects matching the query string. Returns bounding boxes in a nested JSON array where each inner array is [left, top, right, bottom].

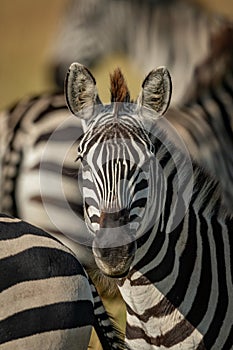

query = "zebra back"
[[0, 213, 93, 349], [0, 213, 126, 350]]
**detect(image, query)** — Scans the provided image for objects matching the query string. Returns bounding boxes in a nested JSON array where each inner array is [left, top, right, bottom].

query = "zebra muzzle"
[[92, 227, 136, 278]]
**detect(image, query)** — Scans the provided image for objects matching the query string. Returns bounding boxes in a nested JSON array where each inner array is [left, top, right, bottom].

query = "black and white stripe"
[[0, 212, 93, 350], [165, 23, 233, 210], [0, 92, 86, 254], [65, 63, 233, 349], [0, 213, 126, 350], [0, 91, 120, 297], [78, 110, 153, 236], [166, 66, 233, 210]]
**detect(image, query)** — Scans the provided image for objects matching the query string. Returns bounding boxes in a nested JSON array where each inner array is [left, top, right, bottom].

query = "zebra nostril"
[[93, 222, 136, 263], [93, 223, 135, 250], [93, 240, 136, 259]]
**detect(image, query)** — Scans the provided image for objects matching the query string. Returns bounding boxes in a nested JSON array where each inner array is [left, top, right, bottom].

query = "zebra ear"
[[138, 67, 172, 116], [65, 62, 101, 117]]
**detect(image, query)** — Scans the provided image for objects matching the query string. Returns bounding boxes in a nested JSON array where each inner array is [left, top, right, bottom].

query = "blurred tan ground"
[[0, 1, 232, 349]]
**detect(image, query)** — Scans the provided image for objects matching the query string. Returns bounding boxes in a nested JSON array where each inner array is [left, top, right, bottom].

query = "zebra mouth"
[[93, 254, 133, 278], [102, 269, 130, 279], [92, 240, 136, 278]]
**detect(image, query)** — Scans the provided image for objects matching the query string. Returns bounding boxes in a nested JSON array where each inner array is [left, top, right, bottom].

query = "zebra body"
[[0, 213, 92, 349], [166, 62, 233, 210], [0, 93, 86, 253], [0, 91, 120, 297], [0, 212, 126, 350], [65, 63, 233, 349]]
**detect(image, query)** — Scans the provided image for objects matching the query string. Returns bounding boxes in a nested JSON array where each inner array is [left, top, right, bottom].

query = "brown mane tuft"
[[110, 68, 130, 103]]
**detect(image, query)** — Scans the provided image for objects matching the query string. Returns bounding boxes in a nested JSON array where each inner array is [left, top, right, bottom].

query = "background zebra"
[[0, 212, 125, 350], [65, 62, 233, 349], [166, 24, 233, 210], [49, 0, 231, 105]]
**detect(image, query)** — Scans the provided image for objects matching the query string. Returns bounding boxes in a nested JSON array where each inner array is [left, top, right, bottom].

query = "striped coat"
[[0, 213, 93, 349], [0, 213, 125, 350], [64, 62, 233, 349]]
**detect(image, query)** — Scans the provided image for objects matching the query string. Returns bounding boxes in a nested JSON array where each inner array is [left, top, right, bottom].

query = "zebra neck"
[[121, 160, 228, 305], [118, 205, 205, 346]]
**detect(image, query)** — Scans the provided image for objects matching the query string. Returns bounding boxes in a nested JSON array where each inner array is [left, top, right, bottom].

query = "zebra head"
[[65, 63, 172, 277]]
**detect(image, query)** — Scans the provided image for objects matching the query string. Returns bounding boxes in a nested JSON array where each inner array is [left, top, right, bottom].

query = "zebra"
[[65, 62, 233, 349], [0, 212, 126, 350], [1, 25, 233, 304], [0, 92, 119, 298], [1, 19, 233, 305], [48, 0, 230, 105], [1, 36, 233, 299], [165, 23, 233, 211]]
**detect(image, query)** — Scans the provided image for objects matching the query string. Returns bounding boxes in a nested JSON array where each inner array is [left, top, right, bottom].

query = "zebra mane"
[[110, 68, 130, 103], [185, 23, 233, 102], [198, 23, 233, 76]]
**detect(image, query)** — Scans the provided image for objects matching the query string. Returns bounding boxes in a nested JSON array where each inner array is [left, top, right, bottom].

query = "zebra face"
[[65, 62, 171, 277], [78, 116, 153, 277]]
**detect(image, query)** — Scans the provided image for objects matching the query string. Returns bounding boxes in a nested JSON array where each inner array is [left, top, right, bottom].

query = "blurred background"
[[0, 2, 232, 349], [0, 0, 65, 109], [0, 0, 233, 110]]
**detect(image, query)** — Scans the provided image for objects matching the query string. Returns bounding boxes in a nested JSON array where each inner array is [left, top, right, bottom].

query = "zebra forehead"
[[110, 68, 130, 103], [79, 122, 152, 157]]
